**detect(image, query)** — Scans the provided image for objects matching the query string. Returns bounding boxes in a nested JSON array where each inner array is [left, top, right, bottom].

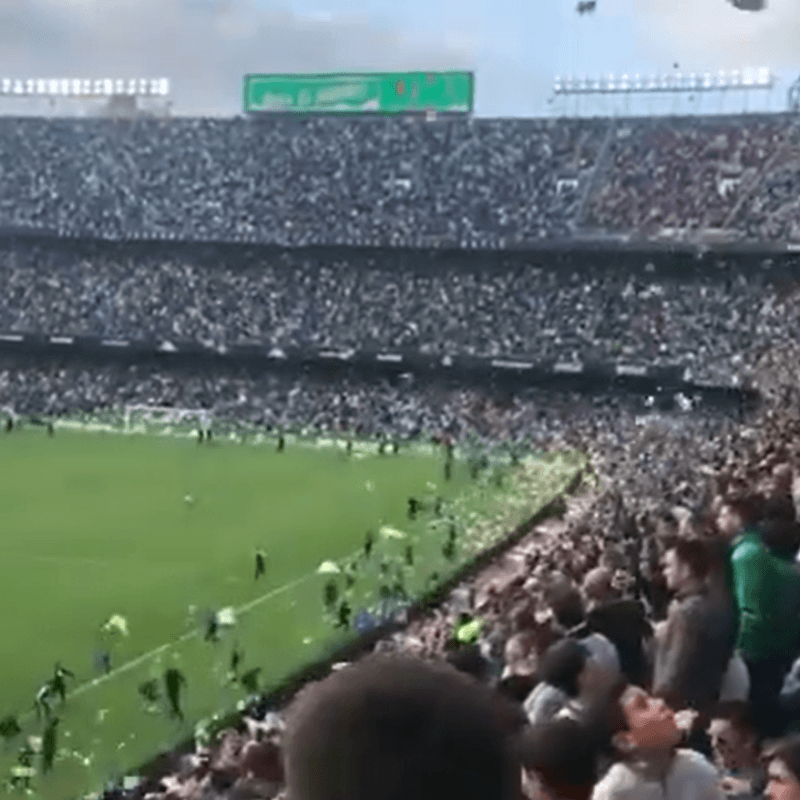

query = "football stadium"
[[3, 34, 800, 800]]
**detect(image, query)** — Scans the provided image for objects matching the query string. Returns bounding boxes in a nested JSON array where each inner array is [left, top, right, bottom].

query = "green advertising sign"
[[243, 72, 474, 115]]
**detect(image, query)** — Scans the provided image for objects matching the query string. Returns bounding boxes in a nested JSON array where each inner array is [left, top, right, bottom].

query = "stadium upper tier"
[[1, 113, 800, 248]]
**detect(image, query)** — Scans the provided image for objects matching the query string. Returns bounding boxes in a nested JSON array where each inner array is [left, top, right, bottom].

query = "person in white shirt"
[[592, 684, 724, 800]]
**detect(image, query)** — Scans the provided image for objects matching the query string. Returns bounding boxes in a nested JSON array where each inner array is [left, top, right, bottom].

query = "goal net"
[[123, 405, 212, 435]]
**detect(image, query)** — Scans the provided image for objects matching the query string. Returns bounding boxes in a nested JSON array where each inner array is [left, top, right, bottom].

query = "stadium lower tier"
[[0, 354, 747, 444]]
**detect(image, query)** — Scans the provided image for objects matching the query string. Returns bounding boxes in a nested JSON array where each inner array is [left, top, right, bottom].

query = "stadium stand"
[[0, 241, 797, 388], [0, 113, 798, 248], [7, 109, 800, 800], [0, 117, 603, 247]]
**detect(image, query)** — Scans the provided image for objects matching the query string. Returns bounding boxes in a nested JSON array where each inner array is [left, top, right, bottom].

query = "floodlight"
[[1, 79, 8, 94], [703, 72, 712, 88], [139, 78, 148, 94], [633, 73, 642, 90], [81, 79, 90, 95], [730, 70, 740, 85], [758, 67, 770, 85], [127, 79, 136, 95], [620, 73, 629, 89], [743, 69, 755, 86], [48, 80, 58, 95], [160, 78, 169, 95], [607, 73, 615, 90], [13, 80, 23, 95]]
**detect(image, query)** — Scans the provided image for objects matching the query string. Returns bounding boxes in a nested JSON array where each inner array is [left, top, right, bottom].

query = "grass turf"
[[0, 427, 580, 799]]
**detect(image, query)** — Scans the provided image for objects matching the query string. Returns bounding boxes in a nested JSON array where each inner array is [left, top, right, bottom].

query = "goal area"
[[123, 405, 212, 435]]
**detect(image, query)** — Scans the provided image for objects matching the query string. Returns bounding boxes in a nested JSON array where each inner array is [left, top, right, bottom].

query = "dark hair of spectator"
[[712, 701, 761, 744], [538, 639, 588, 698], [546, 583, 586, 631], [757, 496, 799, 557], [517, 717, 598, 800], [445, 643, 491, 683], [511, 603, 538, 633], [670, 538, 711, 581], [764, 734, 800, 783], [725, 494, 766, 527], [283, 654, 520, 800], [761, 519, 800, 560], [496, 673, 538, 704], [762, 496, 798, 525]]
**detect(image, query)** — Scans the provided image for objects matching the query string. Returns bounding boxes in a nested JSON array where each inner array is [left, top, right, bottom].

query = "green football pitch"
[[0, 427, 581, 799]]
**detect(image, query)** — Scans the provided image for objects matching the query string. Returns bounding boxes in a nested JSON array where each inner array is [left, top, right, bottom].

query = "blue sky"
[[1, 0, 798, 116]]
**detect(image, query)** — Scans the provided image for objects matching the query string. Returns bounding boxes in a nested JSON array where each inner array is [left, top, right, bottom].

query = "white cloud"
[[0, 0, 477, 115]]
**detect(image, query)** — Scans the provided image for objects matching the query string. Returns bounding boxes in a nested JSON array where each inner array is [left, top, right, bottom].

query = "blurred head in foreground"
[[283, 654, 521, 800], [765, 735, 800, 800], [518, 715, 599, 800]]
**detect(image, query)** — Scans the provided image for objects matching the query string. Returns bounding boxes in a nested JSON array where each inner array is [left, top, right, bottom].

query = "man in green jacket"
[[729, 501, 800, 736]]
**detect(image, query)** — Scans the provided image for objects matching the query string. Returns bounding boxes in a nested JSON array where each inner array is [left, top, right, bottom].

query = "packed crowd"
[[90, 341, 800, 800], [585, 115, 799, 237], [0, 353, 747, 447], [2, 243, 800, 385], [0, 116, 599, 247], [2, 113, 800, 246]]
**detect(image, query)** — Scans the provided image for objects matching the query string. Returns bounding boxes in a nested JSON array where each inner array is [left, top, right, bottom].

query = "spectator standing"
[[524, 639, 587, 725], [729, 504, 800, 736], [653, 539, 736, 719]]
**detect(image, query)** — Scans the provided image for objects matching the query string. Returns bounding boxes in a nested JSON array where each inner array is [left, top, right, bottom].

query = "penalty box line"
[[72, 573, 314, 699]]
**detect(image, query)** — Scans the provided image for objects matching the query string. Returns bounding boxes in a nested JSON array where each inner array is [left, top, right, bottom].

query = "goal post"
[[123, 405, 212, 435]]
